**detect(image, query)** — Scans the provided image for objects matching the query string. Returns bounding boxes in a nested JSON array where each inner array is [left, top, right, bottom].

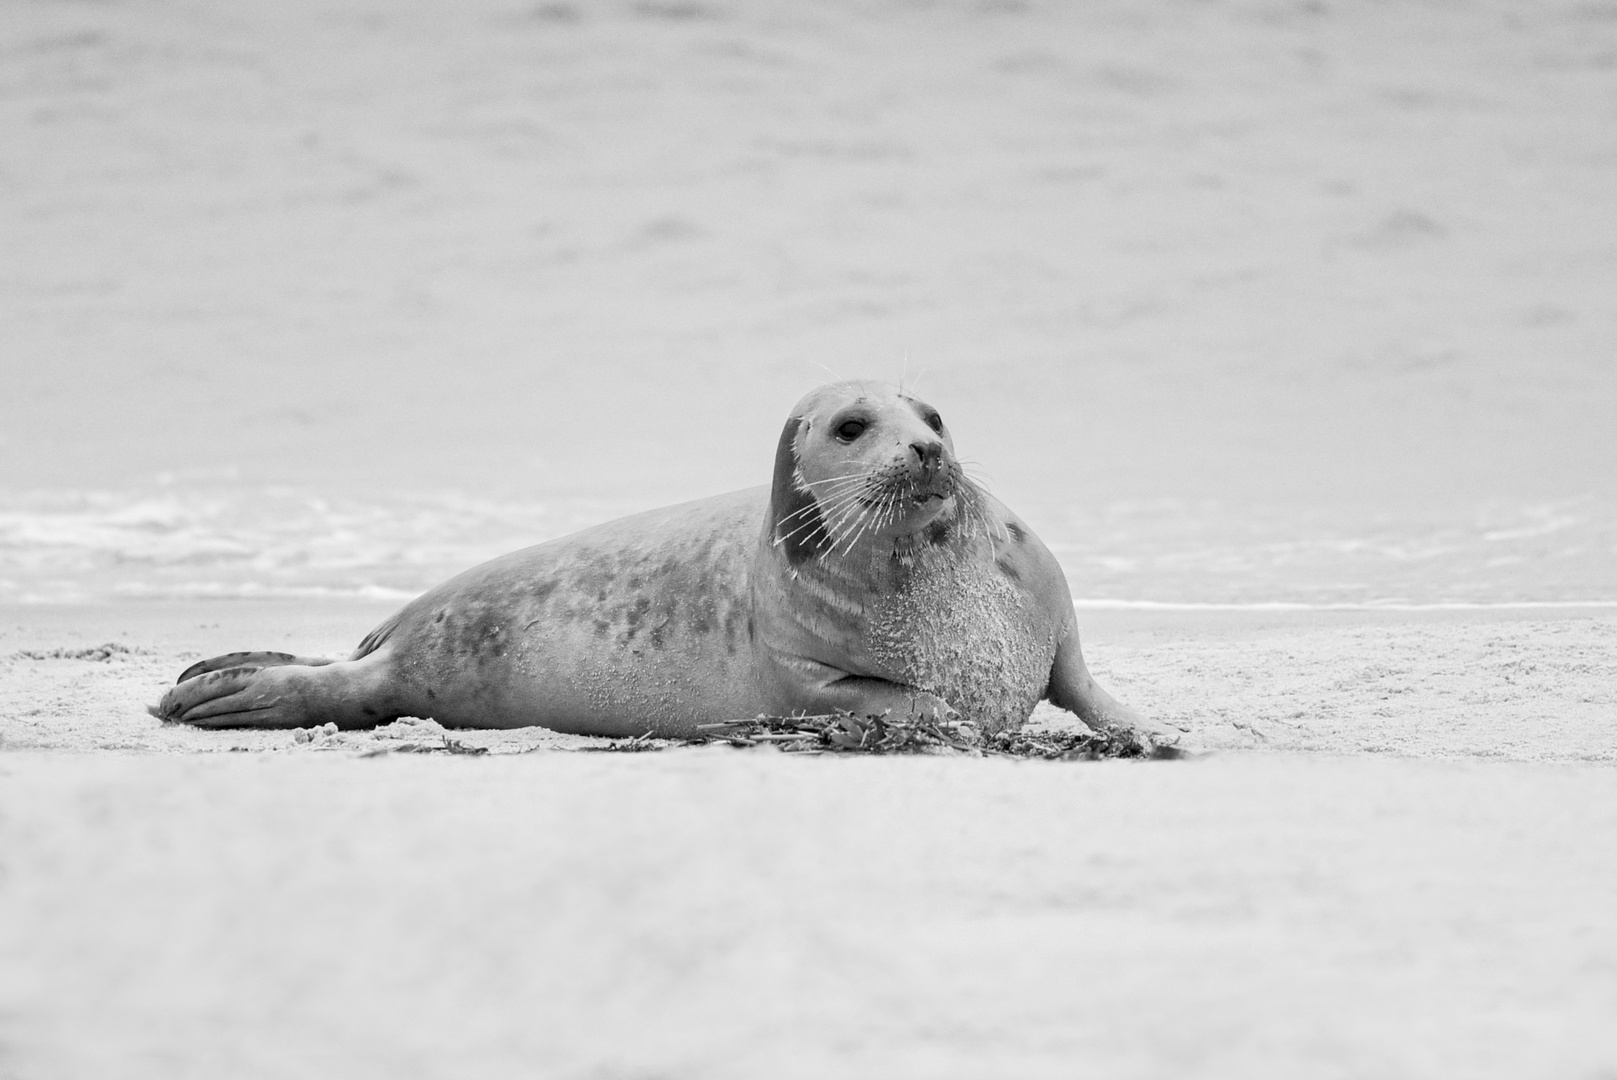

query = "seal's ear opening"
[[770, 416, 832, 566]]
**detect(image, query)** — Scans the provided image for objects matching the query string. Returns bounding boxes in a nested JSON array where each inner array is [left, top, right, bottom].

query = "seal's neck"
[[754, 480, 1001, 674]]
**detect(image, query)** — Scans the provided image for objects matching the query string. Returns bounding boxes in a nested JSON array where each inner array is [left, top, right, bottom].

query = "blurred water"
[[4, 483, 1613, 608], [3, 0, 1614, 609]]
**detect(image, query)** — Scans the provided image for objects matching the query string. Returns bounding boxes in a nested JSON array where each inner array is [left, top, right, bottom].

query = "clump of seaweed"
[[983, 725, 1182, 761], [687, 712, 1182, 760]]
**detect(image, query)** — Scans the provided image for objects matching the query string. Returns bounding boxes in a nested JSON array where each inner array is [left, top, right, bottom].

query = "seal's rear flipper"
[[176, 651, 336, 684], [152, 652, 398, 730]]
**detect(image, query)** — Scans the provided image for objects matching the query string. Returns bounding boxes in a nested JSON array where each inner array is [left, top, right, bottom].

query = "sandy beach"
[[4, 603, 1617, 1078], [4, 0, 1616, 1076], [4, 600, 1616, 762]]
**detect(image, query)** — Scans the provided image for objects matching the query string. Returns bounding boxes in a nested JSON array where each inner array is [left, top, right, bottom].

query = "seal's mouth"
[[910, 472, 958, 504], [837, 462, 959, 522], [853, 479, 953, 508]]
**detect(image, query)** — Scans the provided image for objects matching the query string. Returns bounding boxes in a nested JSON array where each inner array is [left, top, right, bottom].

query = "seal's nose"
[[910, 440, 942, 480]]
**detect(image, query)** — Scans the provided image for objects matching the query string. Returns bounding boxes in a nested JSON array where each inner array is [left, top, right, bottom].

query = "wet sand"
[[3, 602, 1615, 1078]]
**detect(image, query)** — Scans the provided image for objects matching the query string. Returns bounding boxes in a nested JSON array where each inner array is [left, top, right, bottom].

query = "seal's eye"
[[925, 412, 944, 434], [835, 419, 867, 442]]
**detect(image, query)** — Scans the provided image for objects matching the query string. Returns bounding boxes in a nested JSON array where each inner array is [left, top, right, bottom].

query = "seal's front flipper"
[[777, 661, 958, 725], [1046, 624, 1183, 752], [152, 653, 397, 730]]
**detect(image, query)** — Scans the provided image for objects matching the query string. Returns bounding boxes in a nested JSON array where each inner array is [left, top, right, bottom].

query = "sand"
[[3, 602, 1616, 1079], [4, 601, 1616, 761]]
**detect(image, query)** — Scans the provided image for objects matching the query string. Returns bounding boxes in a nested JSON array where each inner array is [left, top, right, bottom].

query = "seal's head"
[[770, 381, 976, 565]]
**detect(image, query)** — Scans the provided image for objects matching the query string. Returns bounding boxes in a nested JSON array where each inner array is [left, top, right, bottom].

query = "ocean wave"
[[2, 486, 1613, 608]]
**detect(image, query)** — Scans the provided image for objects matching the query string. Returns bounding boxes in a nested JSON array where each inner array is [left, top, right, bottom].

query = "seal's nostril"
[[910, 442, 941, 473]]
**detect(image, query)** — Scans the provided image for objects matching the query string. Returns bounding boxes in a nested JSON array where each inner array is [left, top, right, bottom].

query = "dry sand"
[[3, 602, 1616, 1079]]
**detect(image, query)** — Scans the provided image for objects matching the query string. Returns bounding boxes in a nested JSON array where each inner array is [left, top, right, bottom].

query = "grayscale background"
[[3, 4, 1616, 1079]]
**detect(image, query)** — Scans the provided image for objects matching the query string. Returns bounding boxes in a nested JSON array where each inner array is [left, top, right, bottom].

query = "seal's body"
[[157, 382, 1160, 745]]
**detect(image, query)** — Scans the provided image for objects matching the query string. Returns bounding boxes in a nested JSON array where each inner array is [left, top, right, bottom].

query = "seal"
[[154, 381, 1168, 747]]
